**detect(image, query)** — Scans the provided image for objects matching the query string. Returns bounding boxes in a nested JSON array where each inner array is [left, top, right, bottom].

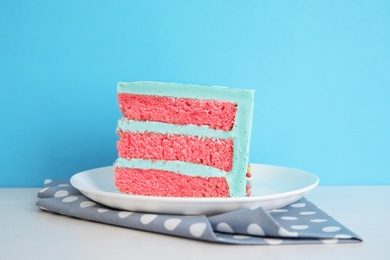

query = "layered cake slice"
[[114, 81, 254, 197]]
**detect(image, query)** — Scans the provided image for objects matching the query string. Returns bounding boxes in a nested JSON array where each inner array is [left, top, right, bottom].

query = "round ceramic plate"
[[70, 164, 319, 216]]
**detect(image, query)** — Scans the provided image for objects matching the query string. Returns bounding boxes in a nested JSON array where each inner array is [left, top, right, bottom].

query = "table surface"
[[1, 185, 389, 260]]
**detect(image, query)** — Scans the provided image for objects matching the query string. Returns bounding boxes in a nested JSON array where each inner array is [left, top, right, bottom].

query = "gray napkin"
[[36, 180, 362, 245]]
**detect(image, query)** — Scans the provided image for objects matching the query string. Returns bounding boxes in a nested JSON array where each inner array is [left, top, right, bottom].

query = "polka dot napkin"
[[36, 180, 362, 245]]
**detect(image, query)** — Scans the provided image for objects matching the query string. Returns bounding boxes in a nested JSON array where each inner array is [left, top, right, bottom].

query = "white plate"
[[70, 164, 319, 216]]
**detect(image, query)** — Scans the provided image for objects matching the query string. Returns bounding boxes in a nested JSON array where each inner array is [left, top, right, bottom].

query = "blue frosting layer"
[[117, 118, 232, 139], [115, 158, 227, 178]]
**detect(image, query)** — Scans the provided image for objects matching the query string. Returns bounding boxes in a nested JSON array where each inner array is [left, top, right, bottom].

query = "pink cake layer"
[[115, 167, 230, 197], [117, 131, 233, 171], [118, 93, 237, 131]]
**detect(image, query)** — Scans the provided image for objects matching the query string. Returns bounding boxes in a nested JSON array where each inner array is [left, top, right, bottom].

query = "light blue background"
[[1, 1, 389, 187]]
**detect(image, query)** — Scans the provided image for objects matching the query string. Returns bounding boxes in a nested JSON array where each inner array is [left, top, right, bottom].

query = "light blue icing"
[[117, 118, 232, 139], [116, 81, 254, 197], [118, 81, 249, 102], [115, 158, 227, 178]]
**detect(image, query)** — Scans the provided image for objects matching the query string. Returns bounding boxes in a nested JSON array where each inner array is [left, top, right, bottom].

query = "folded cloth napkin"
[[36, 180, 362, 245]]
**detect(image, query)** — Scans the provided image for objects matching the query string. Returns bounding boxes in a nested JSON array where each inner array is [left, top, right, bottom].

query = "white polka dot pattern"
[[140, 214, 158, 225], [247, 223, 265, 236], [189, 223, 207, 238], [291, 225, 309, 230], [62, 196, 78, 203], [164, 218, 182, 231], [300, 211, 316, 215], [322, 226, 341, 232], [118, 211, 133, 218], [321, 238, 339, 244], [264, 238, 283, 245], [278, 227, 298, 237], [335, 234, 352, 239], [54, 190, 69, 198], [281, 216, 297, 220], [216, 222, 234, 233], [39, 187, 49, 193], [35, 180, 362, 245], [290, 203, 306, 208], [80, 201, 96, 208], [310, 219, 328, 223]]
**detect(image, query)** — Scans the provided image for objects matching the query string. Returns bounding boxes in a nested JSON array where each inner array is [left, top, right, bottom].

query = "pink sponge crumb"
[[117, 131, 233, 172], [115, 167, 230, 197], [118, 93, 237, 131]]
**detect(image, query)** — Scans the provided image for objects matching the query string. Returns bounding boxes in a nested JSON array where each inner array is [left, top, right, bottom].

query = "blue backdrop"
[[1, 0, 389, 187]]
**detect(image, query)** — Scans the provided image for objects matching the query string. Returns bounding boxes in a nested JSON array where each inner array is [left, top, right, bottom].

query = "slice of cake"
[[114, 81, 254, 197]]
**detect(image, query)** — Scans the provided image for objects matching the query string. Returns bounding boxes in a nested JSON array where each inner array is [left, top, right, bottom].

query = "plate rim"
[[70, 163, 319, 204]]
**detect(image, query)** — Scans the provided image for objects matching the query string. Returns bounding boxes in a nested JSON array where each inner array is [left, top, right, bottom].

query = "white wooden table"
[[1, 186, 389, 260]]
